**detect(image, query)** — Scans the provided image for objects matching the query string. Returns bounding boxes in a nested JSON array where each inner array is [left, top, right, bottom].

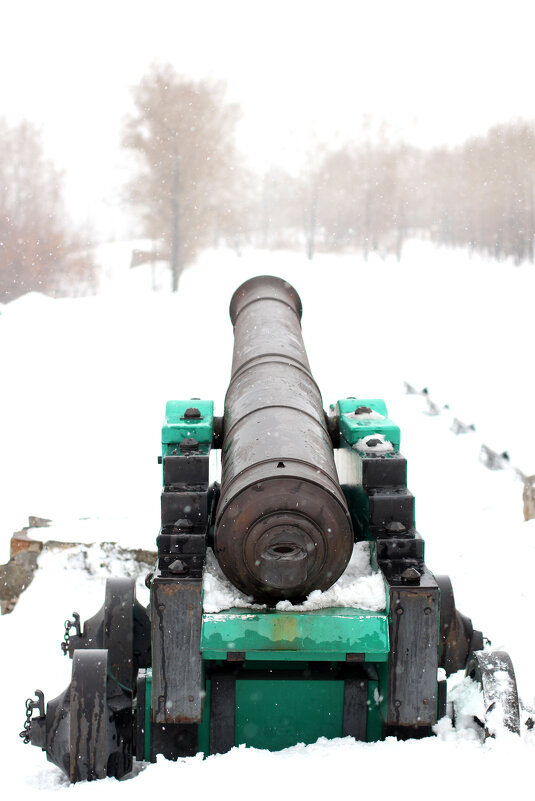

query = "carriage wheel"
[[463, 650, 520, 738]]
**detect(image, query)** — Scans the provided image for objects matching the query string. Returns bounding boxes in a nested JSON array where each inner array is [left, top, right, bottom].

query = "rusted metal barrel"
[[214, 275, 353, 602]]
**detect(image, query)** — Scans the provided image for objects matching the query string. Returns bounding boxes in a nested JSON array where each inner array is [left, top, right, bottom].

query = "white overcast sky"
[[3, 0, 535, 238]]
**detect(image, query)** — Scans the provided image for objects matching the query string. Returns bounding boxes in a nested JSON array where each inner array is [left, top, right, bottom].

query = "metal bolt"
[[184, 407, 201, 419], [385, 521, 406, 533], [424, 607, 432, 616], [401, 566, 421, 582], [355, 406, 373, 415], [179, 437, 199, 453], [366, 438, 382, 447], [168, 559, 187, 575], [394, 700, 401, 707], [396, 607, 404, 615]]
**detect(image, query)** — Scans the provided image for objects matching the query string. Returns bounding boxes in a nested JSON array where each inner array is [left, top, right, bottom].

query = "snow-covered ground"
[[1, 240, 534, 798]]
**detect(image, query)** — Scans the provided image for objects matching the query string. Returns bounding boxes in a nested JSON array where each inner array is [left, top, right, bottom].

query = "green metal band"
[[201, 607, 389, 659], [334, 398, 401, 450], [162, 399, 214, 447]]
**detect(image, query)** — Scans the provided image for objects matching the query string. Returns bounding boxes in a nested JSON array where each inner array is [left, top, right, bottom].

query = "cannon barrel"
[[214, 275, 353, 602]]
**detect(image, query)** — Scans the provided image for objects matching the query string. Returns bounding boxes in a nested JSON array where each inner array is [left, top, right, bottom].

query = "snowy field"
[[1, 240, 534, 798]]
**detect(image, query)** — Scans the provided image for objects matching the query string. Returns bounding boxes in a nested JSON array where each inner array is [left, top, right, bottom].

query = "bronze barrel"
[[214, 275, 353, 602]]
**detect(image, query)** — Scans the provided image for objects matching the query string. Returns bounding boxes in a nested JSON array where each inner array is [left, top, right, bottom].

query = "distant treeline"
[[120, 68, 535, 280], [2, 63, 535, 303], [253, 121, 535, 265]]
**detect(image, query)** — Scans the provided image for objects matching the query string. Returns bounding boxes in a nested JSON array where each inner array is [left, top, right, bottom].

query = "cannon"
[[216, 276, 353, 600], [21, 276, 521, 781]]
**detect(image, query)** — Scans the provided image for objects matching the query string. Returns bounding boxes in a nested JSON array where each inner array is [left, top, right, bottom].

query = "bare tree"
[[0, 119, 94, 302], [123, 65, 243, 290], [256, 168, 301, 250], [297, 138, 415, 260]]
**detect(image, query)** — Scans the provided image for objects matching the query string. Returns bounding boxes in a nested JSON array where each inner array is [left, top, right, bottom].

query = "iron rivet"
[[179, 437, 199, 453], [386, 521, 406, 533]]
